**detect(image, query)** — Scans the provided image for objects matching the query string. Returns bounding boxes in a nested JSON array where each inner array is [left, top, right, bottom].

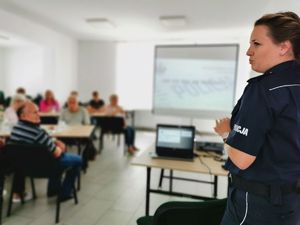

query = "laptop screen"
[[156, 125, 195, 158]]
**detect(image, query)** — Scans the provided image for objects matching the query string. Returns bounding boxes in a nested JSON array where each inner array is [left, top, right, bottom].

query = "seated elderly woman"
[[39, 89, 60, 113], [102, 94, 138, 155]]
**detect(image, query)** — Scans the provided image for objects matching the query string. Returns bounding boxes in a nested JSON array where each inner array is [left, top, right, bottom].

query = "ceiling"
[[0, 0, 299, 42]]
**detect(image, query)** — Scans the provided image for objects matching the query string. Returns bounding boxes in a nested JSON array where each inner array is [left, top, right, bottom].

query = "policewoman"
[[214, 12, 300, 225]]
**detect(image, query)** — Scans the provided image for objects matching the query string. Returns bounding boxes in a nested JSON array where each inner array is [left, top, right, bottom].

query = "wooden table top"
[[131, 147, 228, 177], [42, 125, 95, 138], [0, 125, 95, 139], [39, 112, 60, 117]]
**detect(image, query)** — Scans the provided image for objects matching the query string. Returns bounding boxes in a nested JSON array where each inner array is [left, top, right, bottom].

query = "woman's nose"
[[246, 46, 253, 56]]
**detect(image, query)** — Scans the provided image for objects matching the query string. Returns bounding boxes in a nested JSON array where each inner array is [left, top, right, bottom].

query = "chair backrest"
[[99, 117, 125, 134], [3, 143, 59, 178], [0, 150, 11, 175], [152, 198, 227, 225], [40, 116, 59, 125]]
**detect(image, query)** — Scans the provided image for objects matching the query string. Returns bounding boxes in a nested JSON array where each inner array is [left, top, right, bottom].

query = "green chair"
[[137, 198, 227, 225]]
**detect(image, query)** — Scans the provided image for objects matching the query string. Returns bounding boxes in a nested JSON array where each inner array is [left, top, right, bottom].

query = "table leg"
[[158, 169, 164, 188], [146, 167, 151, 216], [77, 141, 81, 155], [213, 175, 218, 198], [99, 132, 104, 151], [0, 175, 4, 225], [169, 170, 173, 192], [227, 175, 231, 196], [132, 111, 135, 127], [79, 140, 88, 174]]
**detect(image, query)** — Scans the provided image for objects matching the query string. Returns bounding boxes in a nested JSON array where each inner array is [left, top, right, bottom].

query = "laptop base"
[[149, 152, 194, 162]]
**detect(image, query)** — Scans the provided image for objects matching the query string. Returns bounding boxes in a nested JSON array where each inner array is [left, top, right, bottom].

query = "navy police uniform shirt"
[[225, 60, 300, 184]]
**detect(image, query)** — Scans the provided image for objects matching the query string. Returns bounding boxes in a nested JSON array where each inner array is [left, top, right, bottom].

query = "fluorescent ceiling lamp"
[[0, 34, 9, 40], [159, 16, 187, 27], [86, 18, 116, 29]]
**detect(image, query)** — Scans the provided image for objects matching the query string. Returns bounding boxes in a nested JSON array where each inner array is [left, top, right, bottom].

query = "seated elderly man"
[[60, 96, 90, 125], [60, 96, 96, 164], [9, 101, 82, 202]]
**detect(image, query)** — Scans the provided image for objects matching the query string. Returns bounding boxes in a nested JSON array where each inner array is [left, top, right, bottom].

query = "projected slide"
[[157, 127, 194, 149], [158, 129, 181, 144], [153, 45, 238, 118]]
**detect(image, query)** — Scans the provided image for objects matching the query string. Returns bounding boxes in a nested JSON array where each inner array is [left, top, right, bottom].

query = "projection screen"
[[153, 44, 239, 119]]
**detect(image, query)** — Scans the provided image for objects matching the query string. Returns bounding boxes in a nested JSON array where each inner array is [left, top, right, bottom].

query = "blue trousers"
[[124, 126, 135, 147], [220, 186, 300, 225], [48, 152, 82, 197]]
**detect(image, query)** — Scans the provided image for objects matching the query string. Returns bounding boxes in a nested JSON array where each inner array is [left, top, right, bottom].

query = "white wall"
[[4, 46, 47, 96], [78, 41, 117, 103], [116, 43, 154, 110], [0, 8, 78, 104], [0, 48, 5, 92]]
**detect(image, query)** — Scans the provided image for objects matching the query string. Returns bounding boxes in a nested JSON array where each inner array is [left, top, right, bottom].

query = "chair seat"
[[136, 198, 227, 225], [136, 216, 153, 225]]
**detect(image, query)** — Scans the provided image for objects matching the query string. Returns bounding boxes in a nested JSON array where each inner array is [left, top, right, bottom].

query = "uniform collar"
[[264, 60, 297, 76], [247, 60, 297, 83]]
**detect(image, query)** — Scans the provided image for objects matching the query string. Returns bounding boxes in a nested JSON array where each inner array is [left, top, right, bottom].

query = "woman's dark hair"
[[92, 91, 98, 97], [255, 11, 300, 61]]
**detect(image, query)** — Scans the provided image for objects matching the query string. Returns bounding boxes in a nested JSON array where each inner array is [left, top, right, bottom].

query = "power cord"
[[199, 151, 226, 162]]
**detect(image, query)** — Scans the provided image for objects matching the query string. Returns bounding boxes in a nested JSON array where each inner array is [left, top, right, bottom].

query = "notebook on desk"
[[151, 124, 195, 161]]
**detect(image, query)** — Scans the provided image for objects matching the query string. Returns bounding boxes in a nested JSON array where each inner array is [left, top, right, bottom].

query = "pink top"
[[39, 99, 60, 112]]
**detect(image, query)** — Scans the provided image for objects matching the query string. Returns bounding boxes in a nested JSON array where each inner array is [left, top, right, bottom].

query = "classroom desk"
[[131, 148, 228, 215], [42, 124, 95, 139], [43, 125, 96, 172], [0, 124, 95, 162], [39, 112, 60, 117], [0, 124, 95, 140]]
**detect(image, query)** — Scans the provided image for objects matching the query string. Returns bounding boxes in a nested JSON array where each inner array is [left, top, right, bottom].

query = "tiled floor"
[[1, 131, 228, 225]]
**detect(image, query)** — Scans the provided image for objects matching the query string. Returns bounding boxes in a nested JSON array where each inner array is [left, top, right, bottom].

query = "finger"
[[215, 120, 219, 126]]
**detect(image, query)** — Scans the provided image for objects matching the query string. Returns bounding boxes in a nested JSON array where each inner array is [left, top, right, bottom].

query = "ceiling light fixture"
[[159, 16, 187, 27], [86, 18, 116, 29]]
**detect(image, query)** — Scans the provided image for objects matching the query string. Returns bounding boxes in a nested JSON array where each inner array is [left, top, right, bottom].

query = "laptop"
[[152, 124, 195, 161]]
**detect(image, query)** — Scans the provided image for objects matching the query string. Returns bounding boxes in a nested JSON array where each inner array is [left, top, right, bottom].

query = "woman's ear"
[[279, 40, 293, 57]]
